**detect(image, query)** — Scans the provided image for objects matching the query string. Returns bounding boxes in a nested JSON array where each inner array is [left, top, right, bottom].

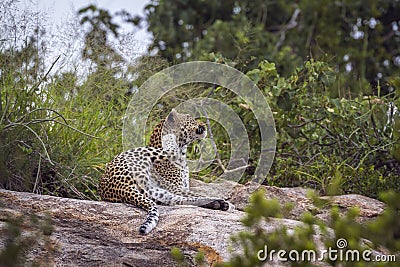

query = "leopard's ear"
[[166, 109, 178, 123], [164, 109, 178, 133], [171, 108, 178, 116]]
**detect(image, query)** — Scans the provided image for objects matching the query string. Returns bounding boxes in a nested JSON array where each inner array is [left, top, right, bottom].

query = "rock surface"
[[0, 181, 386, 266], [191, 180, 386, 223]]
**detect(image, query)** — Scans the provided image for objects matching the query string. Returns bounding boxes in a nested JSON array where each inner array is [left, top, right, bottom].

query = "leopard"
[[98, 109, 231, 235], [148, 112, 193, 191]]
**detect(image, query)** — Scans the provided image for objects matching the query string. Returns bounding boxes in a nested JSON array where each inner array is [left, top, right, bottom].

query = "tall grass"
[[0, 1, 140, 199]]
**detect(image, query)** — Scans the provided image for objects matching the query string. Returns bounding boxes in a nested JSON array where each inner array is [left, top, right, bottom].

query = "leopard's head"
[[149, 109, 206, 148]]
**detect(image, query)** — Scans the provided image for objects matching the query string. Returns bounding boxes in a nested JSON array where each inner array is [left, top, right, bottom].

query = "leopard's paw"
[[201, 199, 234, 211]]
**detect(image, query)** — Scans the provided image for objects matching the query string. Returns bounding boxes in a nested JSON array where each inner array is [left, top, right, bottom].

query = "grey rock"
[[0, 180, 386, 266]]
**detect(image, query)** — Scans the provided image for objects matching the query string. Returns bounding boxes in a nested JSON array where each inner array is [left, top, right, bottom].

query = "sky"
[[15, 0, 152, 74], [18, 0, 152, 50], [19, 0, 150, 30]]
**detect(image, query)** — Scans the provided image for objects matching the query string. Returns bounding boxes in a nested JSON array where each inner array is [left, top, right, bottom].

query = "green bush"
[[0, 2, 135, 198], [0, 210, 55, 267], [0, 55, 130, 198], [182, 56, 400, 198], [247, 59, 400, 198], [217, 190, 400, 267]]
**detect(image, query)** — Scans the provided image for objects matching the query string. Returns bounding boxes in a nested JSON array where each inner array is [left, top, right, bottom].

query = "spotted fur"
[[149, 115, 196, 190], [98, 109, 230, 234]]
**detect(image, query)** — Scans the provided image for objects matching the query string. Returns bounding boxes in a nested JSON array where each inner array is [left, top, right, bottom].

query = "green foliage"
[[0, 1, 133, 198], [242, 190, 283, 227], [1, 1, 399, 200], [170, 246, 188, 266], [170, 246, 185, 262], [0, 36, 130, 197], [246, 59, 400, 198], [0, 22, 55, 193], [178, 56, 400, 198], [78, 5, 123, 67], [0, 211, 56, 267], [365, 191, 400, 250], [218, 191, 400, 267], [170, 246, 207, 266], [194, 251, 206, 266], [139, 0, 400, 86]]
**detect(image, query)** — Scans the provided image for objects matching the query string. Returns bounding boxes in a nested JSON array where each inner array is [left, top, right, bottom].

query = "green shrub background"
[[0, 0, 399, 200]]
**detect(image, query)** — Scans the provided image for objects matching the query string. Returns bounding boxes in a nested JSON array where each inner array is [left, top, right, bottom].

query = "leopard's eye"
[[196, 125, 205, 135]]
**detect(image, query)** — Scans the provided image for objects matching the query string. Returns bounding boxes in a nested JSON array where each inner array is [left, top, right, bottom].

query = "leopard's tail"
[[139, 204, 159, 235], [119, 186, 160, 235]]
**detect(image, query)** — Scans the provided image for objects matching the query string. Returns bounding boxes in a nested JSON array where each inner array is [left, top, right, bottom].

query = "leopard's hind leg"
[[146, 185, 231, 211]]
